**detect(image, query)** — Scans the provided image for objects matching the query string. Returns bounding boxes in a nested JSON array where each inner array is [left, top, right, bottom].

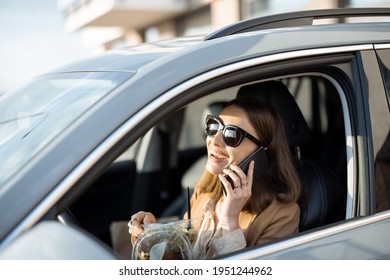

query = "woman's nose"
[[210, 131, 224, 146]]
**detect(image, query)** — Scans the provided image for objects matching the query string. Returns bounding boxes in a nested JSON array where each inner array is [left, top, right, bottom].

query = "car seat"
[[237, 80, 346, 231]]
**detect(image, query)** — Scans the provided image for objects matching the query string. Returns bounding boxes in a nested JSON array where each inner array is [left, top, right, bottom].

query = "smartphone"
[[223, 146, 268, 193]]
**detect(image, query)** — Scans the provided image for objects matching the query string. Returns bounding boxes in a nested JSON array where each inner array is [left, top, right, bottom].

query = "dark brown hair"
[[193, 98, 302, 214]]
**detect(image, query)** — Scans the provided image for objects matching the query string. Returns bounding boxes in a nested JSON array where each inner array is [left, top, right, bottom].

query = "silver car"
[[0, 8, 389, 260]]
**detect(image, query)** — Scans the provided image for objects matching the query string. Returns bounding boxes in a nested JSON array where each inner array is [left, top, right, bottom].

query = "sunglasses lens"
[[223, 126, 242, 147], [205, 117, 220, 136], [205, 116, 245, 147]]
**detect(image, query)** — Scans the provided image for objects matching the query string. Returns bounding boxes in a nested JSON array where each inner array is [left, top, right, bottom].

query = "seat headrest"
[[237, 81, 311, 147]]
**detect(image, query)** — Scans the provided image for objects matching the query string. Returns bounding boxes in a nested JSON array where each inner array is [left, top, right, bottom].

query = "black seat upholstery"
[[237, 80, 346, 231]]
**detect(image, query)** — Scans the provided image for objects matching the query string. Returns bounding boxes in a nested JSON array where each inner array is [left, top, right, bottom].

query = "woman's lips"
[[207, 150, 230, 173], [209, 150, 228, 162]]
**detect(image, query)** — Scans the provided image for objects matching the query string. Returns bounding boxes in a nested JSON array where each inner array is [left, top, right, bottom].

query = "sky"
[[0, 0, 89, 93]]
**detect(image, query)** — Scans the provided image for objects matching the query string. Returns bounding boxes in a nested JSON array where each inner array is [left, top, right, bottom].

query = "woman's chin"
[[205, 162, 224, 175]]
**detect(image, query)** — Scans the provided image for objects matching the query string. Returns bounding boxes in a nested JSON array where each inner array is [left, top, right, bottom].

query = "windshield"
[[0, 71, 131, 187]]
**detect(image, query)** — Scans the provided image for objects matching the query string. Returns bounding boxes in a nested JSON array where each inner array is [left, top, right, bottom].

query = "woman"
[[129, 98, 302, 259]]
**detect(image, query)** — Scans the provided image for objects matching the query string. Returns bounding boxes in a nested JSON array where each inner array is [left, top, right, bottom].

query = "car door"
[[103, 45, 382, 259], [223, 47, 390, 260]]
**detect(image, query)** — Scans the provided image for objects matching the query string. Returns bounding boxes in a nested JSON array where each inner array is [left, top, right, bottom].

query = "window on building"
[[177, 6, 211, 36], [241, 0, 268, 20]]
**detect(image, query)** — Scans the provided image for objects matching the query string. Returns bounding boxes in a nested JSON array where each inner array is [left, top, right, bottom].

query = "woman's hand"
[[217, 160, 254, 231], [128, 211, 156, 240]]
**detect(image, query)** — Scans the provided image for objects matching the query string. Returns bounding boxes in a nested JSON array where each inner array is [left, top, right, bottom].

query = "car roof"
[[50, 21, 390, 74], [44, 20, 390, 126], [51, 36, 204, 73]]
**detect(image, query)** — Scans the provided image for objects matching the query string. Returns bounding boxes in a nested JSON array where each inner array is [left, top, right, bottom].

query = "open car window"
[[66, 70, 351, 259]]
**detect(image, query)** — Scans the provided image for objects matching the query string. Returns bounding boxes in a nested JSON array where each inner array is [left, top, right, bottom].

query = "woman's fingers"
[[128, 211, 156, 237], [222, 168, 241, 189], [220, 161, 254, 198], [219, 174, 235, 196], [224, 161, 254, 187], [143, 212, 156, 224], [244, 161, 254, 196], [229, 165, 246, 185], [129, 211, 156, 225]]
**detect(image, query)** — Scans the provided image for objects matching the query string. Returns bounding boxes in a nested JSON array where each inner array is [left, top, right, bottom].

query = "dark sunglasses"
[[205, 115, 263, 147]]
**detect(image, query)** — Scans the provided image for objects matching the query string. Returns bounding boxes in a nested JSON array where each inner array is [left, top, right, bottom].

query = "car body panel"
[[222, 210, 390, 260]]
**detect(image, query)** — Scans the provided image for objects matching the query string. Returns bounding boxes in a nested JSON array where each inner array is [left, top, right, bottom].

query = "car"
[[0, 7, 389, 260]]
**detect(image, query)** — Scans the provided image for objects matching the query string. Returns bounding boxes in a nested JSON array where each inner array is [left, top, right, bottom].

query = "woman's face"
[[205, 105, 259, 175]]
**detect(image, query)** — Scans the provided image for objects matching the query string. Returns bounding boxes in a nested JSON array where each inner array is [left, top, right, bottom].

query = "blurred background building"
[[58, 0, 390, 54]]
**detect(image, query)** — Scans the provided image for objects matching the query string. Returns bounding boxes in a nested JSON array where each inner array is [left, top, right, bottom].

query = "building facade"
[[58, 0, 389, 54]]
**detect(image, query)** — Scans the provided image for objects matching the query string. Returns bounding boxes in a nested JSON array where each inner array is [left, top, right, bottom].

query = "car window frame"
[[371, 45, 390, 213]]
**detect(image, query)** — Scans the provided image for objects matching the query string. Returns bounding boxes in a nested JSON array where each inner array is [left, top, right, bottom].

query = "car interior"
[[66, 73, 348, 259]]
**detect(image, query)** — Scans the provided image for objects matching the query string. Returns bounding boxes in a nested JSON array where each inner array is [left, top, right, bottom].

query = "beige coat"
[[189, 192, 300, 248]]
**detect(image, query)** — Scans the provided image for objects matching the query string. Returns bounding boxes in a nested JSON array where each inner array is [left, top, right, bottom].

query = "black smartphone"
[[223, 146, 268, 193]]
